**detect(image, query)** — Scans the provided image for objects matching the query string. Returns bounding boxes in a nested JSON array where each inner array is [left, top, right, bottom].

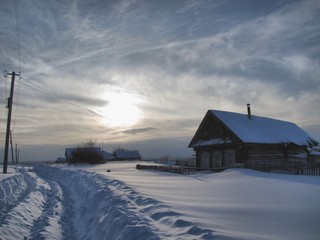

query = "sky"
[[0, 0, 319, 162]]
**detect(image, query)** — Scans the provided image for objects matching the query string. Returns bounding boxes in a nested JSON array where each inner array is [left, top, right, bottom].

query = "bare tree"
[[71, 139, 103, 164]]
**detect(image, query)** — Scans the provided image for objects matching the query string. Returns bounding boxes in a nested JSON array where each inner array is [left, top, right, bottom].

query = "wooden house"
[[188, 105, 318, 170]]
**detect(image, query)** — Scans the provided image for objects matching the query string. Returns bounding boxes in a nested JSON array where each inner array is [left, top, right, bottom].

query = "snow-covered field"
[[1, 162, 320, 240]]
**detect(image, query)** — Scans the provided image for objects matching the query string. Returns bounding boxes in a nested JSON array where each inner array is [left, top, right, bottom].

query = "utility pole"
[[10, 130, 15, 164], [16, 148, 20, 164], [15, 144, 18, 164], [3, 71, 20, 173]]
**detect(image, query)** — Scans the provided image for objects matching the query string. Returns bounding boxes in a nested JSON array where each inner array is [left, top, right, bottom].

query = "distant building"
[[65, 147, 113, 162], [65, 148, 76, 161], [189, 105, 319, 170], [102, 150, 113, 161], [114, 149, 141, 160]]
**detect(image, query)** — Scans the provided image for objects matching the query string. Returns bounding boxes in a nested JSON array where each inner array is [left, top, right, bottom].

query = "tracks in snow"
[[0, 166, 76, 240], [1, 165, 219, 240]]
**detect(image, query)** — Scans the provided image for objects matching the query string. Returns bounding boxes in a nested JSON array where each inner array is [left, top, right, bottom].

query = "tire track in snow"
[[34, 165, 161, 240], [33, 166, 77, 240], [29, 178, 63, 240], [58, 183, 77, 240], [0, 171, 60, 239], [0, 166, 77, 240]]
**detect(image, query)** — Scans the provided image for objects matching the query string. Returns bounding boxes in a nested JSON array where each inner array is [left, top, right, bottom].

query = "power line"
[[13, 0, 21, 71], [12, 73, 21, 130], [9, 77, 107, 150], [0, 48, 7, 71], [0, 74, 7, 103], [17, 77, 104, 118]]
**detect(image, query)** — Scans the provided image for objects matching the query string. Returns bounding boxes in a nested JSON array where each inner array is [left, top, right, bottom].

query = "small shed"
[[189, 106, 318, 169]]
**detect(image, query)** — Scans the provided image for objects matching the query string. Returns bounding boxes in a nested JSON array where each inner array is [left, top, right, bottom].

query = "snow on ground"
[[0, 167, 17, 181], [88, 162, 320, 240], [1, 162, 320, 240]]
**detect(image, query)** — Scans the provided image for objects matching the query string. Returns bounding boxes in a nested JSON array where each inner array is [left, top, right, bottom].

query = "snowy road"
[[2, 163, 320, 240], [0, 165, 217, 240], [1, 166, 73, 239]]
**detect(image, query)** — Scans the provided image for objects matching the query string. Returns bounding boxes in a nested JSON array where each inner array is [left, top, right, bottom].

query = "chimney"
[[247, 103, 251, 120]]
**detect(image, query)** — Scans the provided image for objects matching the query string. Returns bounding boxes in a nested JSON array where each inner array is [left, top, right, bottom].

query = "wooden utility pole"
[[10, 130, 15, 164], [15, 144, 18, 164], [3, 71, 20, 173]]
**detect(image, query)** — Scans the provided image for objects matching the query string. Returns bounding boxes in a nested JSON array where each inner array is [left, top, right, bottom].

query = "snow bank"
[[33, 165, 215, 240], [0, 166, 17, 182], [0, 173, 27, 215]]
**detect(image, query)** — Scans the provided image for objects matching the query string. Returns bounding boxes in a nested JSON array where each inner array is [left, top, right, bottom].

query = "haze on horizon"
[[0, 0, 319, 162]]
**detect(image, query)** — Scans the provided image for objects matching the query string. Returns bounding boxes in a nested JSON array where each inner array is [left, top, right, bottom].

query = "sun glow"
[[99, 91, 142, 127]]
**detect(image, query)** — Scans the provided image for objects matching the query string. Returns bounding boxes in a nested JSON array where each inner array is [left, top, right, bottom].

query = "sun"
[[99, 91, 142, 127]]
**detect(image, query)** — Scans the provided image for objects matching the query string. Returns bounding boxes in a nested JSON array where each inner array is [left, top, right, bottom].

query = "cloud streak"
[[0, 0, 319, 161]]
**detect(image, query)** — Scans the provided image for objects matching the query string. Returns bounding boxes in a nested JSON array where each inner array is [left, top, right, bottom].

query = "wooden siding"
[[195, 143, 309, 170], [197, 149, 236, 168], [246, 146, 286, 165], [242, 144, 308, 167]]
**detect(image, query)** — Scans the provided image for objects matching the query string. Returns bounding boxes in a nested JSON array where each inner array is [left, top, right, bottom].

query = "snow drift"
[[1, 162, 320, 240], [0, 164, 216, 240]]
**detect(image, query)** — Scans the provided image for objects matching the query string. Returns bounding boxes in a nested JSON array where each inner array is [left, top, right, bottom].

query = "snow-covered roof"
[[211, 110, 315, 146], [114, 149, 141, 160]]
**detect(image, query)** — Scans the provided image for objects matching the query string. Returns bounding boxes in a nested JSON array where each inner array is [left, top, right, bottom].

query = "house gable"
[[189, 110, 241, 148]]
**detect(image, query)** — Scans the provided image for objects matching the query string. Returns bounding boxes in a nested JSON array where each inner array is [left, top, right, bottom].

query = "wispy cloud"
[[0, 0, 319, 161], [115, 127, 157, 135]]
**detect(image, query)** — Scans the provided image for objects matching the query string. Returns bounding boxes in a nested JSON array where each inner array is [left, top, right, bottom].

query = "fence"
[[244, 163, 320, 176], [136, 163, 320, 176], [136, 164, 225, 175]]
